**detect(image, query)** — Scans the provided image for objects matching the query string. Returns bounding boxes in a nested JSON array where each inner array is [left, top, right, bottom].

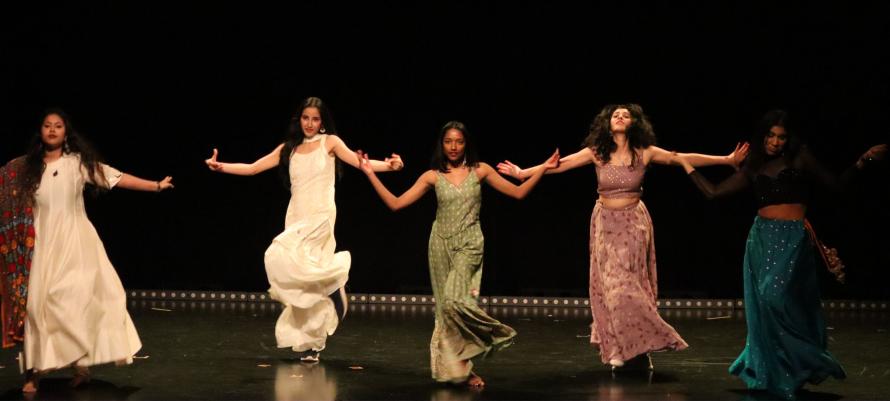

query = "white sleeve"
[[81, 160, 123, 189]]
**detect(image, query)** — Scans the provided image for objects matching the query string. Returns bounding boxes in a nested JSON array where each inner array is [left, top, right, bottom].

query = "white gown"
[[264, 135, 351, 352], [24, 153, 141, 371]]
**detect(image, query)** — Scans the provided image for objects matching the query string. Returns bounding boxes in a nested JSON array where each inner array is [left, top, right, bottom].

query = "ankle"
[[22, 370, 40, 393]]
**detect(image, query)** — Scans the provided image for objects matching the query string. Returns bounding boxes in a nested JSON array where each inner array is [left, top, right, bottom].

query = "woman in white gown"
[[12, 109, 174, 392], [205, 97, 403, 361]]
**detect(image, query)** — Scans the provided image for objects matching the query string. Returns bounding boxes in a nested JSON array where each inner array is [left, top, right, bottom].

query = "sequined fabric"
[[595, 154, 645, 199], [729, 216, 846, 400]]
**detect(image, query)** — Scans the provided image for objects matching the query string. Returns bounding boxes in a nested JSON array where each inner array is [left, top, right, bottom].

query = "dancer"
[[1, 109, 173, 393], [357, 120, 559, 387], [676, 109, 886, 399], [205, 97, 403, 362], [497, 104, 748, 369]]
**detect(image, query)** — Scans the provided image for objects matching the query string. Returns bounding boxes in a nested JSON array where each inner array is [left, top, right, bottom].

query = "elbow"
[[512, 191, 528, 200]]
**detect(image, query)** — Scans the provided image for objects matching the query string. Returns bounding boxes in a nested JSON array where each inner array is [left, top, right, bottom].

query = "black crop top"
[[687, 146, 858, 208], [752, 168, 809, 208]]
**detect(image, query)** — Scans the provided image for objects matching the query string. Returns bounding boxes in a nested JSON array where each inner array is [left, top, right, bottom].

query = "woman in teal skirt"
[[357, 121, 558, 387], [676, 110, 886, 399]]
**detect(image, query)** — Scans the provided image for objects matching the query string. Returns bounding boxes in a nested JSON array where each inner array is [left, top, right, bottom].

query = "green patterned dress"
[[428, 169, 516, 383]]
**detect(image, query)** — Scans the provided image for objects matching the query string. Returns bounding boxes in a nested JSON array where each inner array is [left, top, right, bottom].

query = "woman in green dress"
[[357, 121, 558, 387]]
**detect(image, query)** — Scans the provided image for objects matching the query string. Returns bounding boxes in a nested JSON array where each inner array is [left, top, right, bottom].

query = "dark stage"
[[3, 2, 890, 299], [3, 3, 890, 400], [0, 294, 888, 401]]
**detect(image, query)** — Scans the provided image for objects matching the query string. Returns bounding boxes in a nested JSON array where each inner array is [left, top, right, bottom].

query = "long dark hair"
[[582, 103, 657, 167], [278, 97, 339, 189], [18, 109, 108, 203], [745, 109, 802, 172], [430, 121, 480, 173]]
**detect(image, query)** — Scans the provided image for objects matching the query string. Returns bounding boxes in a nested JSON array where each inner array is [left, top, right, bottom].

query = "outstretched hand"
[[861, 144, 888, 164], [496, 160, 524, 180], [158, 176, 175, 191], [205, 148, 223, 171], [385, 153, 404, 171], [543, 149, 560, 169], [356, 150, 374, 175], [728, 142, 750, 170]]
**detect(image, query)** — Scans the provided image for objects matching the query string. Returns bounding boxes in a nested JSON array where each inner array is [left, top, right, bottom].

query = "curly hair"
[[278, 97, 340, 189], [582, 103, 657, 167], [18, 109, 108, 203], [430, 121, 480, 173]]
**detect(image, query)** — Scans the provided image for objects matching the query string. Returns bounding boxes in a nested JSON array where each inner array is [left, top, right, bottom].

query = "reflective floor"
[[1, 301, 888, 400]]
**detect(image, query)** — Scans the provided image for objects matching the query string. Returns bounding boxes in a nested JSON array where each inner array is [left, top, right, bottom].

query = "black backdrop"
[[3, 2, 889, 299]]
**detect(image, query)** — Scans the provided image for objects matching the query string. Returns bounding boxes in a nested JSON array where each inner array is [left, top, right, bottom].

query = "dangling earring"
[[319, 126, 326, 134], [62, 136, 70, 153]]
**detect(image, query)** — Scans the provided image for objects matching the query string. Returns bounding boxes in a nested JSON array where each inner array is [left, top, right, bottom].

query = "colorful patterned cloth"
[[0, 157, 35, 348]]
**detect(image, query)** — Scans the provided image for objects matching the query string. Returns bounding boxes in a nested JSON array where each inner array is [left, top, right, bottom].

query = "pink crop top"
[[595, 153, 645, 199]]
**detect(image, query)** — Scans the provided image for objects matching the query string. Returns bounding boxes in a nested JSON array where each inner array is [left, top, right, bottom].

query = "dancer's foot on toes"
[[467, 372, 485, 387]]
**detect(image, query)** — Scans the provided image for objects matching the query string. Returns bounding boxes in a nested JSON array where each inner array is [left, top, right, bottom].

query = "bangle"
[[156, 181, 161, 192]]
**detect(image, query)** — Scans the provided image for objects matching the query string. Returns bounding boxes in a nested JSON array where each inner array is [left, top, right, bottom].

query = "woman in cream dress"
[[13, 109, 174, 392], [205, 97, 403, 361]]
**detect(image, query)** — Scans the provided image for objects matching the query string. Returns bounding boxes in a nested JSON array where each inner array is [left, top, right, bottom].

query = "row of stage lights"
[[128, 290, 889, 310]]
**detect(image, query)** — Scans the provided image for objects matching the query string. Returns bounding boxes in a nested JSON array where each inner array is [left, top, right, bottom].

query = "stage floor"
[[1, 300, 888, 400]]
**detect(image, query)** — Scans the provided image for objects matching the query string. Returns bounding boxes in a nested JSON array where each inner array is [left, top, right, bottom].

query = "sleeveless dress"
[[428, 169, 515, 382], [263, 135, 351, 352]]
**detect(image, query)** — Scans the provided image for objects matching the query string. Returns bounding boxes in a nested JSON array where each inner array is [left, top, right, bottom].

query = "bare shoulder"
[[587, 148, 604, 167], [475, 162, 500, 179], [476, 161, 494, 173], [420, 169, 439, 184], [324, 134, 344, 150], [640, 145, 662, 164]]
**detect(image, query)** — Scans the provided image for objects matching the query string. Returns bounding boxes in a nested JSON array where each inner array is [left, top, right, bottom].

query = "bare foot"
[[22, 370, 39, 393], [70, 366, 91, 388], [22, 380, 37, 393], [467, 372, 485, 387]]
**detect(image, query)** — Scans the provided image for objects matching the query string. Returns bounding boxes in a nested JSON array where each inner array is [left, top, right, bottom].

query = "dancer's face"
[[442, 129, 466, 164], [610, 108, 632, 134], [300, 107, 323, 138], [41, 113, 66, 151], [763, 125, 788, 156]]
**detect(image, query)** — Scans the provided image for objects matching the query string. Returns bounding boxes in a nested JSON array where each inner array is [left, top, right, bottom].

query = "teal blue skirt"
[[729, 217, 846, 400]]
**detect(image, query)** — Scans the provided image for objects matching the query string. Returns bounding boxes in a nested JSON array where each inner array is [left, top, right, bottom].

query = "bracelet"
[[156, 181, 161, 192]]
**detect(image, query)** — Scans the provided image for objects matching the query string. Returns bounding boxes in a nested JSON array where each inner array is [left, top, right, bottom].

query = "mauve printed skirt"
[[588, 200, 688, 364]]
